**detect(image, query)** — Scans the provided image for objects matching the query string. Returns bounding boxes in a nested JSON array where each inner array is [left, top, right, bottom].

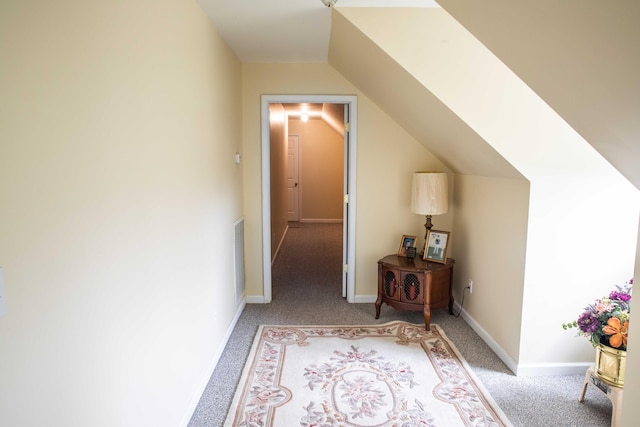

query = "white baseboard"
[[453, 301, 591, 377], [516, 362, 593, 376], [246, 295, 268, 303], [181, 297, 247, 427], [353, 294, 377, 304], [453, 301, 518, 375]]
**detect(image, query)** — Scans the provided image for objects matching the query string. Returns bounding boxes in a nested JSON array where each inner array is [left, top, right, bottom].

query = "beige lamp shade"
[[411, 172, 448, 215]]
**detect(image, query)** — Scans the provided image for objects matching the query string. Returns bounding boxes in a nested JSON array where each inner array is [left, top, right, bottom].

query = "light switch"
[[234, 153, 242, 164], [0, 267, 6, 317]]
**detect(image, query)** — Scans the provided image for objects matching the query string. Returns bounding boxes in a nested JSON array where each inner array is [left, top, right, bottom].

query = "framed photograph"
[[397, 234, 417, 257], [423, 230, 450, 264]]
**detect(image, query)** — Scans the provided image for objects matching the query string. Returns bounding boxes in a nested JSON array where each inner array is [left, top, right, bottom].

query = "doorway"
[[261, 95, 357, 303]]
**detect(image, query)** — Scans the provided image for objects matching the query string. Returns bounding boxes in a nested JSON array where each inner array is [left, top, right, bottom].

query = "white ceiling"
[[196, 0, 440, 62]]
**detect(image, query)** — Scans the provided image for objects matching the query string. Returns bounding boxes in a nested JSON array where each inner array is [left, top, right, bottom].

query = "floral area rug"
[[224, 321, 512, 427]]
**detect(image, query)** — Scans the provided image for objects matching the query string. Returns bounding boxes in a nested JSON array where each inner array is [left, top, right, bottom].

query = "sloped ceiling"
[[436, 0, 640, 189], [196, 0, 638, 188], [328, 9, 524, 179]]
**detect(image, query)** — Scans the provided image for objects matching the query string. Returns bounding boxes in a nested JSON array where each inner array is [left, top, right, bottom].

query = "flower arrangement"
[[562, 279, 632, 351]]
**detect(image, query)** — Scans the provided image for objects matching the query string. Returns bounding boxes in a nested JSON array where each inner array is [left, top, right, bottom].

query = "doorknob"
[[295, 182, 298, 187]]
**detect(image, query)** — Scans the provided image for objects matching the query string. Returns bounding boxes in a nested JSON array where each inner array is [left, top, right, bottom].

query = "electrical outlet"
[[467, 279, 473, 294]]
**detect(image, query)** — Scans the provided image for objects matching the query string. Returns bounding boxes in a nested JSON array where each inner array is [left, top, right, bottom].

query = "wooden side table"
[[375, 254, 454, 330]]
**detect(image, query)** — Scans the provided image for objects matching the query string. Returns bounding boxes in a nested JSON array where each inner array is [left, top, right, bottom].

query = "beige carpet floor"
[[189, 222, 612, 427]]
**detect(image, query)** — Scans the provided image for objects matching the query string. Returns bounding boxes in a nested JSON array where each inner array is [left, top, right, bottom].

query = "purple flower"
[[562, 280, 632, 350], [610, 291, 631, 302], [577, 312, 599, 334]]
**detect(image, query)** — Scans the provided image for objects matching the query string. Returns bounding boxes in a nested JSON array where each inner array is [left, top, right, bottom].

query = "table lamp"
[[411, 172, 448, 242]]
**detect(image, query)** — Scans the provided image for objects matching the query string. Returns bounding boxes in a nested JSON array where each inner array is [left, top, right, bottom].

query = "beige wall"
[[241, 63, 450, 300], [289, 118, 344, 222], [0, 1, 242, 425], [452, 175, 530, 362], [337, 6, 640, 376], [337, 5, 640, 422]]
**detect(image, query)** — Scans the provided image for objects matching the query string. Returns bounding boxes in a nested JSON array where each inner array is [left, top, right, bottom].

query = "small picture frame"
[[397, 234, 417, 257], [423, 230, 450, 264]]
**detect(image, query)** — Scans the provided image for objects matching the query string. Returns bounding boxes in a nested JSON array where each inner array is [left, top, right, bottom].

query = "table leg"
[[447, 266, 454, 315], [578, 367, 592, 402], [610, 388, 623, 427], [423, 304, 431, 331]]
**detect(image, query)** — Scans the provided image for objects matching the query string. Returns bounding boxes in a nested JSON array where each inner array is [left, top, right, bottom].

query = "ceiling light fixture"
[[321, 0, 338, 7]]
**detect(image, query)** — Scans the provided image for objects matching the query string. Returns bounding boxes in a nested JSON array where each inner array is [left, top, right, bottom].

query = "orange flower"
[[602, 317, 629, 348]]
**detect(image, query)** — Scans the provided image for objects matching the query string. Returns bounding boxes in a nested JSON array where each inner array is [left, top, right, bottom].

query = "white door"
[[287, 135, 300, 221]]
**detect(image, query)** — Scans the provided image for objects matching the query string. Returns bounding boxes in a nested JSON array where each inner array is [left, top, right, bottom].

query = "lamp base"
[[424, 215, 434, 242]]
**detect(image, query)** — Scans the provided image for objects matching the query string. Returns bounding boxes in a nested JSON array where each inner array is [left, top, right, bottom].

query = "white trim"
[[181, 298, 246, 426], [453, 302, 592, 376], [345, 97, 357, 303], [261, 95, 358, 304], [516, 362, 593, 377], [246, 295, 268, 304], [261, 97, 273, 303], [354, 294, 378, 304], [452, 301, 518, 375]]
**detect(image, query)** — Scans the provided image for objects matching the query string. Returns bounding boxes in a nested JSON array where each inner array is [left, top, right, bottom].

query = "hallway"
[[272, 222, 343, 302]]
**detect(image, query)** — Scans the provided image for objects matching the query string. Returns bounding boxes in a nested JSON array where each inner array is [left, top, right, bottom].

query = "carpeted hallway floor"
[[189, 222, 612, 427]]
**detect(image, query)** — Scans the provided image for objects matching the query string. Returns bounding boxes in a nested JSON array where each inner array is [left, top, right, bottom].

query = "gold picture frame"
[[397, 234, 417, 257], [423, 230, 450, 264]]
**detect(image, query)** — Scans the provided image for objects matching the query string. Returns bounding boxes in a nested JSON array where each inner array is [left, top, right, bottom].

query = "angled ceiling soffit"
[[328, 8, 523, 180]]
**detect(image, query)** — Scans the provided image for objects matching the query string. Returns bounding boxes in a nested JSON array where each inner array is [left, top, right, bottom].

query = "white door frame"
[[261, 94, 357, 303]]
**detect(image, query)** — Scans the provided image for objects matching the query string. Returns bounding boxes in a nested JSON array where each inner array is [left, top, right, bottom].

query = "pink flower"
[[594, 301, 615, 316]]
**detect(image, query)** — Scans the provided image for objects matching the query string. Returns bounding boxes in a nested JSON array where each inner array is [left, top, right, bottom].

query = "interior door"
[[287, 135, 300, 221]]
